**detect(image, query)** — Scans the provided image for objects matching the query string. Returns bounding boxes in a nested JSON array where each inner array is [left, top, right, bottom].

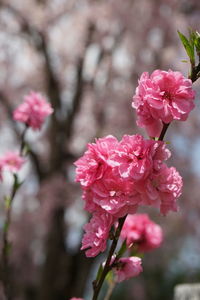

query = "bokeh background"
[[0, 0, 199, 299]]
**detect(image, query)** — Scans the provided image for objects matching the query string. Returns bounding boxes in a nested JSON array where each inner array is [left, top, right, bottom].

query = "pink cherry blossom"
[[132, 70, 195, 137], [0, 152, 25, 173], [113, 257, 142, 282], [81, 211, 114, 257], [75, 136, 118, 188], [141, 165, 183, 215], [13, 91, 53, 130], [91, 169, 140, 218], [75, 134, 182, 219], [120, 214, 163, 251], [109, 134, 170, 181]]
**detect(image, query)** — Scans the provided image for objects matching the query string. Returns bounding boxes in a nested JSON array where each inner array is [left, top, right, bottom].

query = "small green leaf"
[[13, 174, 23, 190], [3, 221, 9, 233], [96, 263, 103, 283], [117, 240, 127, 258], [106, 270, 114, 284], [178, 31, 195, 64], [4, 196, 11, 209], [194, 31, 200, 53], [181, 60, 188, 63], [23, 144, 30, 155]]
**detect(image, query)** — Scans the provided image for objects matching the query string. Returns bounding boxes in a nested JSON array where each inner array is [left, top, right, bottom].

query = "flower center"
[[163, 91, 173, 102]]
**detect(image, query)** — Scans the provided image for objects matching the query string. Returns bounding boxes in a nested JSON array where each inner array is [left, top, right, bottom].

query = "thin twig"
[[1, 127, 28, 300], [158, 123, 170, 141]]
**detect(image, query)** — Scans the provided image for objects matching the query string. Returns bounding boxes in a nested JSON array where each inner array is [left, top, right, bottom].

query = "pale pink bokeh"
[[121, 214, 163, 251], [114, 257, 143, 282], [13, 91, 53, 130]]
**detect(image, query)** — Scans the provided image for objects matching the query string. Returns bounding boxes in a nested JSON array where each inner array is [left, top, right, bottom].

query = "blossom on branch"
[[75, 134, 182, 257], [13, 91, 53, 130], [0, 152, 25, 173], [132, 70, 195, 137], [120, 214, 163, 251], [81, 211, 114, 257], [113, 256, 142, 282]]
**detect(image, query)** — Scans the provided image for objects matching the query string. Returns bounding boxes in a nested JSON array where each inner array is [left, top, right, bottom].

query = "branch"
[[0, 91, 46, 181]]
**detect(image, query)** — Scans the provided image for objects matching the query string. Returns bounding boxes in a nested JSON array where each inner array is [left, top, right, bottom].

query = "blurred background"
[[0, 0, 199, 299]]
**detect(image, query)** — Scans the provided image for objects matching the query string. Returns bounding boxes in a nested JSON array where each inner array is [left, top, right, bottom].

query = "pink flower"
[[91, 169, 140, 218], [121, 214, 163, 251], [113, 257, 142, 282], [109, 134, 170, 181], [75, 135, 118, 188], [81, 211, 114, 257], [13, 91, 53, 130], [132, 70, 195, 137], [0, 152, 25, 173], [141, 165, 183, 215]]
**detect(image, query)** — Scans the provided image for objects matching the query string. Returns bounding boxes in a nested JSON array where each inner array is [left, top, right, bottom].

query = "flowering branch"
[[0, 91, 53, 300], [73, 30, 199, 300], [90, 118, 170, 300], [1, 129, 27, 300], [92, 216, 126, 300]]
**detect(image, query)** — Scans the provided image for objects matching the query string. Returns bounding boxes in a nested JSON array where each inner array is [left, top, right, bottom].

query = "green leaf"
[[117, 240, 127, 258], [106, 270, 114, 284], [96, 263, 103, 283], [178, 31, 195, 64], [181, 60, 188, 63], [23, 143, 30, 155], [4, 196, 11, 209], [3, 221, 9, 233], [194, 31, 200, 53], [13, 174, 23, 190]]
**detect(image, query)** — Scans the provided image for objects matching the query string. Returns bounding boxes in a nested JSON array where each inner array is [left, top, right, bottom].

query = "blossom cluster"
[[132, 70, 195, 137], [74, 69, 195, 288], [75, 134, 182, 257]]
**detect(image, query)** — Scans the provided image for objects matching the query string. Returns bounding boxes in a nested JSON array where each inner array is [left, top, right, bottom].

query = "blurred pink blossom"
[[121, 214, 163, 251], [13, 91, 53, 130], [81, 211, 114, 257], [114, 257, 142, 282], [132, 70, 195, 137], [70, 298, 84, 300], [0, 152, 25, 173]]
